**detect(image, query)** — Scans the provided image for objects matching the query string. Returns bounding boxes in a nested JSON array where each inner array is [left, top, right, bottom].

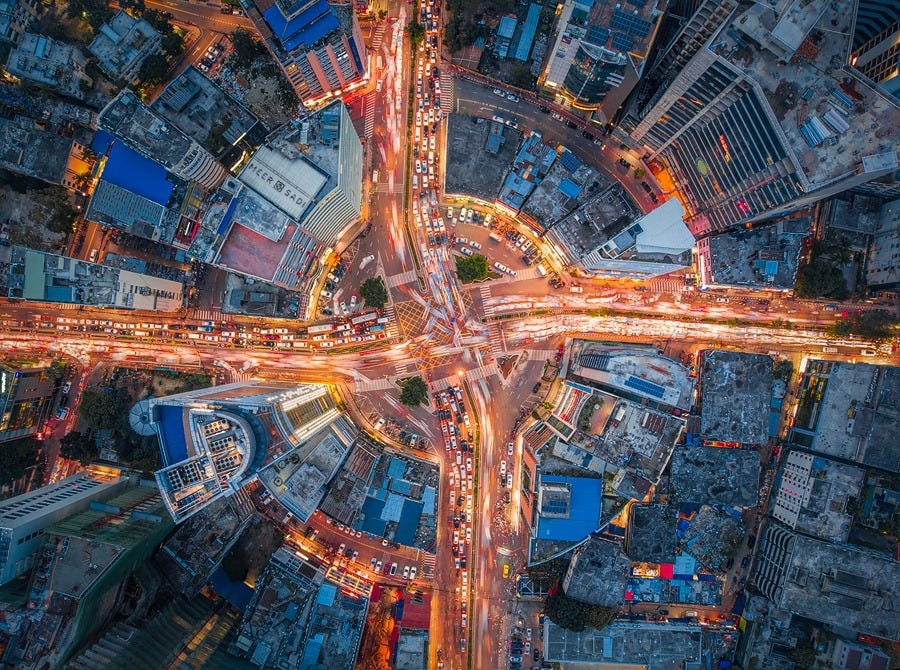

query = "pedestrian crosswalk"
[[478, 285, 494, 316], [422, 552, 436, 576], [56, 302, 79, 310], [395, 360, 416, 376], [467, 361, 501, 382], [355, 375, 394, 393], [386, 269, 419, 288], [363, 94, 376, 138], [191, 308, 227, 322], [372, 25, 386, 53], [649, 277, 691, 293], [487, 323, 505, 356], [440, 74, 454, 112]]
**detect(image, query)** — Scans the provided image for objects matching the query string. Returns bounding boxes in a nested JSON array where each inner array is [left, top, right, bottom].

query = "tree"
[[137, 54, 169, 85], [507, 63, 535, 90], [406, 20, 426, 47], [161, 31, 184, 57], [79, 388, 131, 430], [399, 376, 429, 407], [794, 238, 850, 299], [544, 588, 615, 633], [141, 8, 175, 34], [827, 310, 896, 341], [60, 431, 96, 465], [633, 167, 646, 179], [230, 28, 264, 68], [0, 438, 39, 486], [360, 276, 388, 309], [455, 254, 489, 282]]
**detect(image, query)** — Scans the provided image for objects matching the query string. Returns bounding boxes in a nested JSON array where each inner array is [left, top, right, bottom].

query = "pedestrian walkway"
[[466, 361, 501, 382], [355, 375, 394, 393], [364, 93, 376, 138], [520, 348, 555, 361], [371, 24, 386, 53], [439, 73, 453, 112], [422, 552, 436, 577], [649, 277, 689, 293], [55, 302, 79, 310], [191, 308, 227, 322], [478, 285, 494, 316], [394, 360, 416, 376], [487, 322, 505, 356], [381, 302, 401, 339], [386, 269, 419, 288]]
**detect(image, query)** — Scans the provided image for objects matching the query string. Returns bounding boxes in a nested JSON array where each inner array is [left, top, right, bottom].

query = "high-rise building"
[[0, 466, 129, 585], [253, 0, 367, 105], [151, 381, 356, 523], [0, 0, 38, 46], [849, 0, 899, 99], [0, 362, 54, 444], [98, 89, 227, 190], [629, 0, 900, 234], [541, 0, 666, 122], [866, 197, 899, 289]]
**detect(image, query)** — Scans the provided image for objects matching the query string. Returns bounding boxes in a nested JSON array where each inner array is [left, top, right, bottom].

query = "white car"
[[430, 136, 436, 151], [359, 254, 375, 269], [460, 247, 473, 256], [466, 210, 474, 223], [350, 295, 358, 310], [500, 460, 507, 476], [458, 207, 467, 222], [410, 567, 417, 580], [469, 241, 481, 250], [447, 206, 453, 219], [507, 442, 514, 456], [415, 160, 422, 174], [403, 565, 410, 579], [492, 88, 505, 97], [466, 458, 472, 472], [340, 301, 349, 315]]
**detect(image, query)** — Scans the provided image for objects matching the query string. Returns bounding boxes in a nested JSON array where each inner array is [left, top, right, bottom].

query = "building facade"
[[88, 10, 163, 83], [850, 0, 899, 99], [4, 32, 93, 100], [0, 467, 129, 584], [255, 0, 367, 105], [0, 0, 37, 45], [0, 363, 54, 444]]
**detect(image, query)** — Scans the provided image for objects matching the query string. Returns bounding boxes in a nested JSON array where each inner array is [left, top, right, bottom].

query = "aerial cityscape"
[[0, 0, 896, 667]]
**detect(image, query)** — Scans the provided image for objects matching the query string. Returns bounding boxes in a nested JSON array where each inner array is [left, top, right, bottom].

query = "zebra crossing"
[[55, 302, 79, 310], [466, 361, 501, 382], [478, 285, 495, 316], [363, 94, 376, 137], [371, 24, 386, 53], [648, 277, 691, 293], [191, 308, 227, 322], [439, 74, 454, 112], [394, 360, 416, 376], [386, 269, 419, 288], [422, 553, 436, 576], [382, 302, 401, 339], [355, 375, 394, 393], [487, 323, 505, 356]]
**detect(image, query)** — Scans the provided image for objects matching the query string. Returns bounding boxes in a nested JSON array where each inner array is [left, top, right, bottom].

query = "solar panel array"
[[624, 375, 666, 399], [610, 9, 651, 38], [558, 150, 582, 172], [586, 26, 611, 46], [542, 495, 570, 515], [612, 32, 635, 51]]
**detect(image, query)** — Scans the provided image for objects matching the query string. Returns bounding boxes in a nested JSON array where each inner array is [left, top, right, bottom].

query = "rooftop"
[[563, 537, 632, 607], [698, 215, 808, 289], [88, 10, 161, 81], [535, 474, 603, 542], [699, 350, 773, 444], [444, 114, 521, 201], [5, 32, 92, 100], [543, 620, 736, 669], [546, 182, 639, 264], [521, 152, 608, 229], [718, 0, 900, 188], [0, 115, 80, 184], [790, 361, 899, 473], [771, 448, 864, 543], [756, 523, 900, 641], [679, 505, 743, 572], [670, 446, 760, 508], [151, 66, 263, 159], [2, 246, 183, 311], [570, 341, 694, 411], [626, 504, 676, 564]]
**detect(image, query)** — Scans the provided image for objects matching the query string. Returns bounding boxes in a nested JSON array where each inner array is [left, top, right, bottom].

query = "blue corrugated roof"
[[513, 4, 542, 61], [99, 136, 174, 206], [394, 499, 423, 545], [558, 178, 582, 199], [559, 150, 581, 171], [217, 197, 239, 234], [535, 475, 602, 541], [263, 0, 339, 52], [498, 16, 517, 39], [156, 405, 188, 465], [388, 456, 406, 479]]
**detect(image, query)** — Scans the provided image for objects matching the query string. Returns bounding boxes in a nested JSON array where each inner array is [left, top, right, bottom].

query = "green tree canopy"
[[137, 54, 170, 85], [794, 238, 851, 299], [826, 310, 896, 341], [507, 63, 535, 90], [544, 589, 615, 632], [360, 276, 388, 309], [79, 388, 131, 430], [455, 254, 489, 283], [399, 376, 429, 407], [230, 28, 265, 68], [60, 431, 96, 465], [406, 20, 425, 47], [0, 438, 39, 486]]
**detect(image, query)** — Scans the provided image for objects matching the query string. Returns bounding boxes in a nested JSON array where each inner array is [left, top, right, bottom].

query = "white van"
[[412, 175, 418, 189], [537, 264, 547, 276], [428, 150, 434, 164], [89, 249, 99, 262]]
